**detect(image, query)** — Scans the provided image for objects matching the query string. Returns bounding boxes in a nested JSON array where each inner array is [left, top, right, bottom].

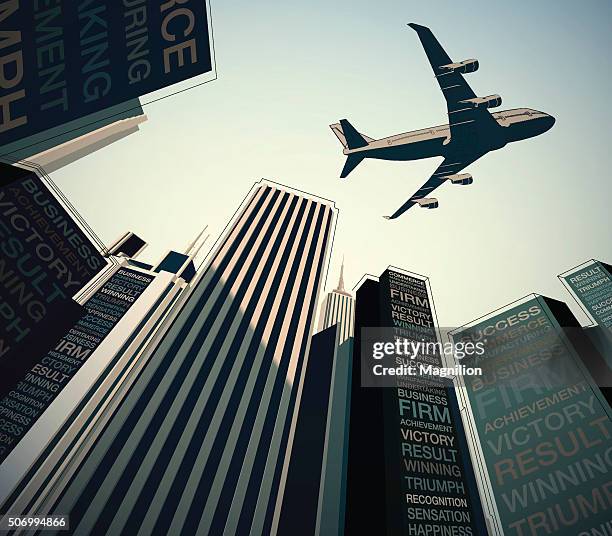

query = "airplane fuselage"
[[343, 108, 555, 161], [332, 23, 557, 216]]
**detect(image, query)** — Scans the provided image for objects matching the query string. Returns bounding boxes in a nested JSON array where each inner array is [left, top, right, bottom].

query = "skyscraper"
[[0, 161, 107, 398], [278, 324, 341, 536], [451, 295, 612, 536], [559, 260, 612, 373], [559, 259, 612, 330], [345, 268, 488, 536], [279, 316, 354, 535], [0, 230, 208, 509], [12, 181, 336, 536], [318, 258, 354, 343]]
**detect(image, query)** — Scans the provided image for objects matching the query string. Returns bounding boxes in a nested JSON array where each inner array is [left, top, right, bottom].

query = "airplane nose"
[[544, 114, 555, 131]]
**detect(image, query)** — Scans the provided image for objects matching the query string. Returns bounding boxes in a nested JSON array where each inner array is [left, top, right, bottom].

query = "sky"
[[49, 0, 611, 327]]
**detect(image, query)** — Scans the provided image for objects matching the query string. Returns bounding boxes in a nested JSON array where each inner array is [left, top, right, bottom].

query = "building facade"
[[559, 260, 612, 374], [278, 260, 355, 536], [345, 268, 487, 536], [279, 324, 340, 535], [0, 101, 146, 173], [0, 161, 108, 398], [0, 229, 208, 512], [318, 259, 354, 343], [559, 259, 612, 330], [451, 295, 612, 536], [8, 181, 336, 536], [279, 320, 354, 536]]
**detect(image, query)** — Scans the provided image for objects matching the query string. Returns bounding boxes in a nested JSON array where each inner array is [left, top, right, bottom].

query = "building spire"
[[184, 226, 208, 256], [189, 233, 209, 261], [336, 256, 345, 293]]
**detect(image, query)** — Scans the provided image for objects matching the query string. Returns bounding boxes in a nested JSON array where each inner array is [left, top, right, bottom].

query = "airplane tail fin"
[[330, 123, 348, 149], [340, 154, 364, 178], [330, 120, 372, 150], [330, 119, 371, 178], [339, 119, 369, 149]]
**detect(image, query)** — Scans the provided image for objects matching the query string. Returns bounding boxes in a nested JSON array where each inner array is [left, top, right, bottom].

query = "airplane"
[[330, 23, 555, 219]]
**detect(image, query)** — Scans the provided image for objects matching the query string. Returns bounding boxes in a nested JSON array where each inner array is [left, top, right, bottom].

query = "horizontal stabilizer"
[[340, 154, 364, 178]]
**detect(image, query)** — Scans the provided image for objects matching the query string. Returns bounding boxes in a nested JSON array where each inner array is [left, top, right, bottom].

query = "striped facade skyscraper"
[[0, 229, 209, 510], [318, 259, 354, 342], [21, 181, 336, 536]]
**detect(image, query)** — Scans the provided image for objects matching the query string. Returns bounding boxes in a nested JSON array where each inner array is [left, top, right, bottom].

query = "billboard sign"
[[453, 296, 612, 536], [561, 260, 612, 329], [0, 162, 106, 363], [0, 0, 214, 149]]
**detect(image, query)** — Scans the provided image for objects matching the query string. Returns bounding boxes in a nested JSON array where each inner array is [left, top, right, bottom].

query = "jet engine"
[[439, 59, 479, 74], [460, 94, 502, 109], [444, 173, 473, 185], [415, 197, 439, 209]]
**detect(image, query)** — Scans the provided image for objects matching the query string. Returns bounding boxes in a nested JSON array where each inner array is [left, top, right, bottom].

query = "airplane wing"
[[385, 153, 481, 219], [408, 23, 499, 139]]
